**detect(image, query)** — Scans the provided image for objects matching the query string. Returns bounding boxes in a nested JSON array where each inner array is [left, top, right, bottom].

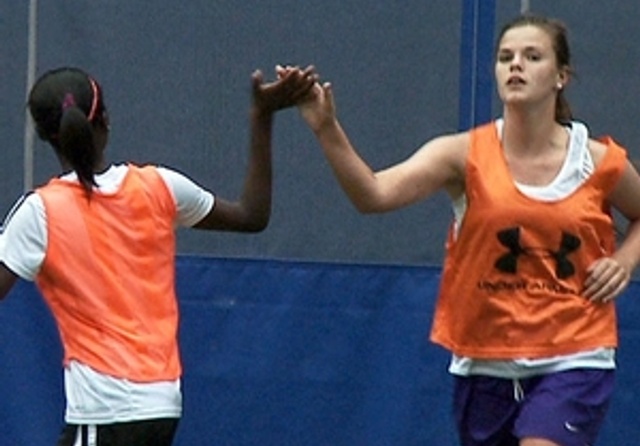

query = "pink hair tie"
[[62, 93, 76, 111]]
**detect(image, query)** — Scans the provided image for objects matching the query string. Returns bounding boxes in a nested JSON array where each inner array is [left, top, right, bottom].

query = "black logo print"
[[494, 227, 581, 279]]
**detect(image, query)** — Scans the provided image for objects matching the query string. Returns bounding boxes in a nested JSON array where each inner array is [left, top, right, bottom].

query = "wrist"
[[251, 104, 275, 120], [312, 117, 340, 136]]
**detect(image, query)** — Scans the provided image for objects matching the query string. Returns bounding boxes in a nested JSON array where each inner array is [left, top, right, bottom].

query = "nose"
[[510, 54, 523, 71]]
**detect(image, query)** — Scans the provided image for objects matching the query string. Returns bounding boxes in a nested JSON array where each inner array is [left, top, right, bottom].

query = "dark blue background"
[[0, 256, 638, 445]]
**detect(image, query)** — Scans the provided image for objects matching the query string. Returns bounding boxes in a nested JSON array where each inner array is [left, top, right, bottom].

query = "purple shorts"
[[453, 369, 615, 446]]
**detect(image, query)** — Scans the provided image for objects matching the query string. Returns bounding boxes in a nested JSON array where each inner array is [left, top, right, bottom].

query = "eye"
[[526, 53, 541, 61], [497, 52, 513, 63]]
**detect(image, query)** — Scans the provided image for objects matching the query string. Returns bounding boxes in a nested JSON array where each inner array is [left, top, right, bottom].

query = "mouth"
[[506, 76, 526, 86]]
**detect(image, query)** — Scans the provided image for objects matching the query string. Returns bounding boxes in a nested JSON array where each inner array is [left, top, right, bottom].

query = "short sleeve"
[[155, 166, 215, 227], [0, 193, 47, 280]]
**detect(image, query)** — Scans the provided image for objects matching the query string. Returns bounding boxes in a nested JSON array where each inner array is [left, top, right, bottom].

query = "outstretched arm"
[[195, 66, 317, 231], [297, 80, 467, 213]]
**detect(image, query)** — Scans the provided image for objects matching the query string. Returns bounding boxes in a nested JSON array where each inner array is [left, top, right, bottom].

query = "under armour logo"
[[494, 227, 581, 279]]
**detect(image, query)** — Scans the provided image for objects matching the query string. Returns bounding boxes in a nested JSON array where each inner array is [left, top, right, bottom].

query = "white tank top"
[[449, 119, 615, 378]]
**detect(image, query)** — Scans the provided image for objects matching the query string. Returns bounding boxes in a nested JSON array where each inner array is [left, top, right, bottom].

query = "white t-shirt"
[[0, 163, 214, 424]]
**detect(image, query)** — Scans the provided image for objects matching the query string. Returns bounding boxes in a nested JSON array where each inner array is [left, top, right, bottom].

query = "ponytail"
[[59, 97, 98, 196], [28, 68, 108, 199]]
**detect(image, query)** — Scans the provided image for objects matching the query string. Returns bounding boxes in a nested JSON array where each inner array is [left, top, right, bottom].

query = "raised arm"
[[298, 81, 468, 213], [195, 66, 317, 231]]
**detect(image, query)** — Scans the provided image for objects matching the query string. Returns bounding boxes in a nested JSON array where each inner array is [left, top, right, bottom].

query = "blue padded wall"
[[0, 256, 638, 445]]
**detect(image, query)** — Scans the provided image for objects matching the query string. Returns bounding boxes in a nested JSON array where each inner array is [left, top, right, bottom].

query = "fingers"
[[272, 64, 318, 87], [252, 69, 264, 80], [275, 64, 287, 77], [583, 257, 630, 303], [274, 64, 305, 81], [275, 64, 294, 80], [251, 64, 327, 113], [275, 66, 318, 95], [322, 81, 333, 102], [289, 70, 320, 102], [251, 69, 265, 92], [275, 64, 314, 75]]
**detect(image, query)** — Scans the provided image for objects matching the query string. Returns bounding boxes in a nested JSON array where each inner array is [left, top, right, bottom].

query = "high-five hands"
[[252, 65, 318, 113]]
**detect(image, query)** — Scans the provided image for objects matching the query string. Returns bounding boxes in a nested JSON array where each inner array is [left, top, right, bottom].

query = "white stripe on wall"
[[24, 0, 38, 192]]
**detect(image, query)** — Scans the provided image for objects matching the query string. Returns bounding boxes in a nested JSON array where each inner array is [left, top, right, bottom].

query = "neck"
[[501, 105, 564, 155], [57, 155, 108, 175], [94, 160, 110, 174]]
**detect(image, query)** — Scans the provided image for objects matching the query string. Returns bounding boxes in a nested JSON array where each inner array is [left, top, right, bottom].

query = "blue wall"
[[0, 256, 638, 445]]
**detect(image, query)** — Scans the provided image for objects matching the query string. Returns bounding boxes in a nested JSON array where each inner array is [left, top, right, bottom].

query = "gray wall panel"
[[0, 3, 30, 203], [495, 1, 640, 155], [2, 1, 461, 265], [9, 2, 638, 266]]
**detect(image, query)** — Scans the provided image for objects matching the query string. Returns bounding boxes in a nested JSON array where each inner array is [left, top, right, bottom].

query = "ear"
[[556, 67, 570, 89]]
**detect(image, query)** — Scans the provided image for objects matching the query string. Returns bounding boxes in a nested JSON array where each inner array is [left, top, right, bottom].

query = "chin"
[[501, 93, 531, 106]]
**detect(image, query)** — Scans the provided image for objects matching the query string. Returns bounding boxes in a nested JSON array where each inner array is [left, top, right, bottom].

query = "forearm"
[[613, 218, 640, 274], [239, 106, 274, 230], [314, 119, 381, 213]]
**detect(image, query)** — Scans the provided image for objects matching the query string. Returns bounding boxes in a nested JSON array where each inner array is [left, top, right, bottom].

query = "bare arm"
[[0, 263, 18, 300], [298, 81, 467, 213], [194, 66, 317, 231], [584, 159, 640, 302]]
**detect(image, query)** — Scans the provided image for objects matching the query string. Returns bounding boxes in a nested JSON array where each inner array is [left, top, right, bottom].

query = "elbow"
[[244, 218, 269, 233], [240, 210, 271, 232], [351, 195, 386, 214], [344, 185, 388, 214], [354, 202, 378, 214]]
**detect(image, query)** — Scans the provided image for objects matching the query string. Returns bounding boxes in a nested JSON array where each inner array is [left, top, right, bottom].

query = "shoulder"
[[5, 191, 44, 225], [153, 165, 202, 192], [427, 130, 471, 168], [587, 138, 610, 166], [128, 164, 189, 194], [573, 120, 626, 166], [431, 131, 471, 146], [443, 120, 500, 157], [0, 192, 47, 280], [587, 136, 627, 168], [1, 193, 46, 247], [412, 130, 470, 197], [418, 131, 470, 160], [154, 165, 187, 181], [152, 165, 214, 218]]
